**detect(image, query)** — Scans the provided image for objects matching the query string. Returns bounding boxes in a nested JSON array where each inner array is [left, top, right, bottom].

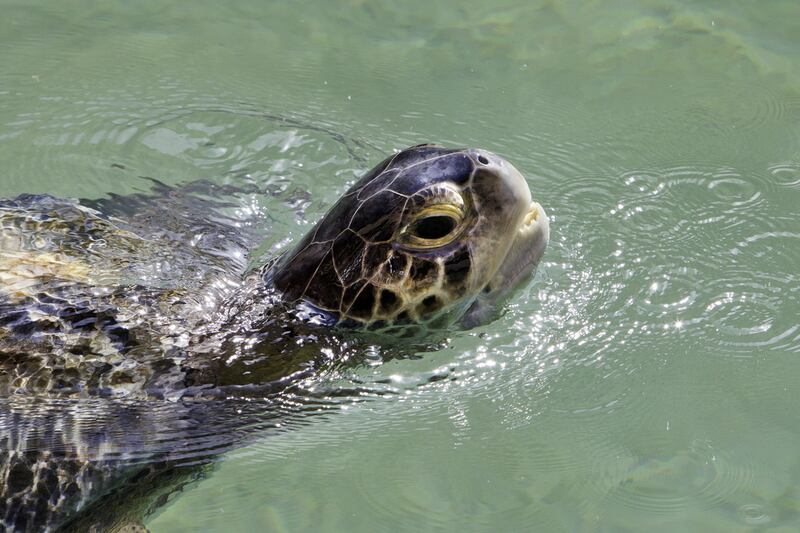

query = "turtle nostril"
[[476, 154, 489, 165]]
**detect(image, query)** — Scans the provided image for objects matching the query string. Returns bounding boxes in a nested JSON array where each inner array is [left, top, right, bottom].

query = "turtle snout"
[[468, 149, 506, 171], [467, 149, 532, 217]]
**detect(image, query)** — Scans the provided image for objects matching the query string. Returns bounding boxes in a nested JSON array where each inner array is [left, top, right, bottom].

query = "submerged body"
[[0, 145, 549, 531]]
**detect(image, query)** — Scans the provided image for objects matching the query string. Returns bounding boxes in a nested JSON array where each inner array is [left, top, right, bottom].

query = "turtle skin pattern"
[[272, 145, 480, 326]]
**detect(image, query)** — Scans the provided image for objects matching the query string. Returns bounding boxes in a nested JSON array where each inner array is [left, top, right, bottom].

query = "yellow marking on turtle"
[[0, 251, 91, 300]]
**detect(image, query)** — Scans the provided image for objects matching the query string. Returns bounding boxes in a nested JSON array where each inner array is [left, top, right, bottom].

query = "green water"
[[2, 0, 800, 531]]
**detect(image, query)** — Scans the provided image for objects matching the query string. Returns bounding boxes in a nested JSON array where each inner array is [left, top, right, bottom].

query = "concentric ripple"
[[593, 440, 756, 515], [0, 85, 374, 203]]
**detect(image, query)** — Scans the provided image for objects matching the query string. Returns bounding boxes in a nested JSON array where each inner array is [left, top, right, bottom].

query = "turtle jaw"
[[509, 200, 550, 284], [485, 200, 549, 295], [458, 201, 549, 328]]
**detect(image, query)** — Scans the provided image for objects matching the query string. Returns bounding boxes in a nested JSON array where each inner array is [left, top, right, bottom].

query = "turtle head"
[[269, 144, 549, 328]]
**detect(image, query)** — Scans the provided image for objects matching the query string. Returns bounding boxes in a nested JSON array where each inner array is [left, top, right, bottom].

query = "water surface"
[[1, 0, 799, 531]]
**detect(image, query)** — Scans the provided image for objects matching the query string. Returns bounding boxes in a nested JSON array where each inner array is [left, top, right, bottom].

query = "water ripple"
[[597, 440, 757, 515], [769, 162, 800, 190], [0, 88, 374, 202]]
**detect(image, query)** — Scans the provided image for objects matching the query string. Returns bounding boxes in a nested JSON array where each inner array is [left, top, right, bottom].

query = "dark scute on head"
[[389, 145, 461, 170], [300, 250, 344, 309], [332, 230, 366, 285], [379, 289, 402, 314], [341, 280, 367, 310], [409, 258, 438, 286], [389, 152, 474, 196], [350, 190, 405, 241], [356, 168, 400, 201], [348, 284, 377, 319], [273, 241, 331, 301], [362, 244, 392, 278], [444, 248, 472, 287], [384, 253, 409, 280]]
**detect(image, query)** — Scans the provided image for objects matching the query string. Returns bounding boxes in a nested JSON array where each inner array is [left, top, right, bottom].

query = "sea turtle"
[[0, 144, 549, 532]]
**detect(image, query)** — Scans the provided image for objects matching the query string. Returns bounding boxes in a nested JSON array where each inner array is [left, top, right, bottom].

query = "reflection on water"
[[0, 0, 799, 530]]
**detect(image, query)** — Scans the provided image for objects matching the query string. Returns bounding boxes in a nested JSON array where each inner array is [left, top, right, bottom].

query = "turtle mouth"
[[509, 200, 550, 278], [458, 199, 549, 328], [522, 201, 545, 230], [486, 199, 550, 296]]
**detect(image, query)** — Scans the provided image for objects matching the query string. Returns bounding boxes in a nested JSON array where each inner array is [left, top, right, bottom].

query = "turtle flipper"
[[57, 462, 208, 533]]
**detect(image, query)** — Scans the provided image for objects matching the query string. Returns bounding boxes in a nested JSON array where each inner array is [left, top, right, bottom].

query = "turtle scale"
[[331, 229, 366, 284], [349, 189, 407, 242]]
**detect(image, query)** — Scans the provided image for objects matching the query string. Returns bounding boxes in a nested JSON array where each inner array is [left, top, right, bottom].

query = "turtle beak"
[[489, 200, 549, 298], [512, 200, 550, 281], [458, 196, 549, 329], [466, 149, 548, 292]]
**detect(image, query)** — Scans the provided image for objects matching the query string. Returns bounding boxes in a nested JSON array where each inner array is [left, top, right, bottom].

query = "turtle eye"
[[410, 215, 457, 240], [400, 204, 464, 249]]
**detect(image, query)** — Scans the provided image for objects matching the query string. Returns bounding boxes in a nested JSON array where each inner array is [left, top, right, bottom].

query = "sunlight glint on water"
[[0, 0, 799, 530]]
